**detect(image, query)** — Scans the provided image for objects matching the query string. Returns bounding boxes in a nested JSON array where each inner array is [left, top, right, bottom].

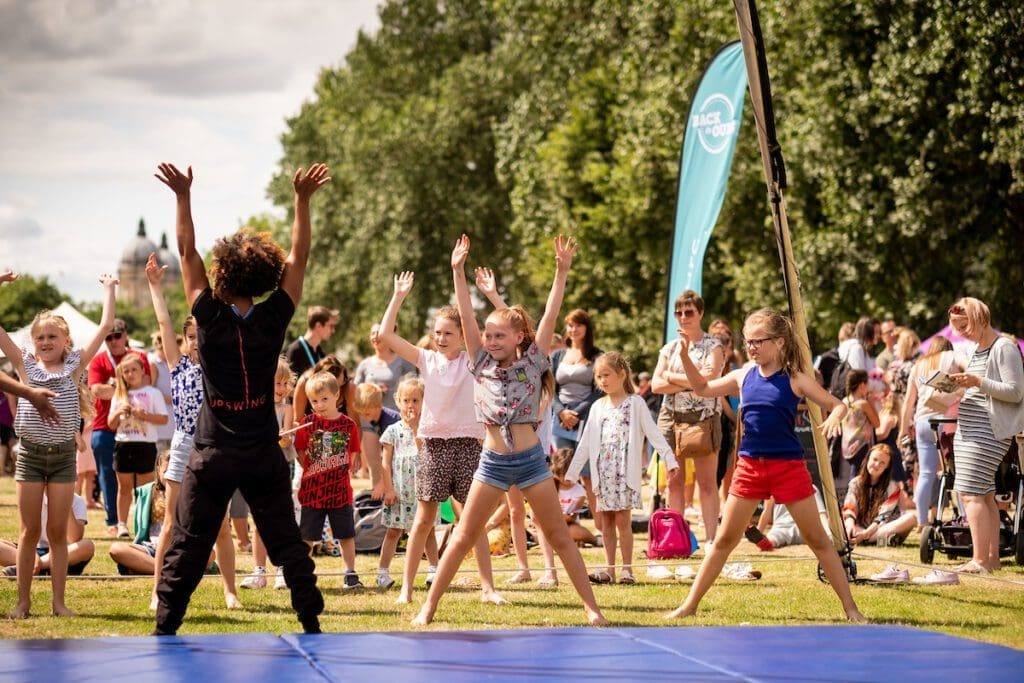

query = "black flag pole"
[[731, 0, 850, 558]]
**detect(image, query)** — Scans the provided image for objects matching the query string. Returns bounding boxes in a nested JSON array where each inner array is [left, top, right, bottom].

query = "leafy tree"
[[0, 274, 66, 330]]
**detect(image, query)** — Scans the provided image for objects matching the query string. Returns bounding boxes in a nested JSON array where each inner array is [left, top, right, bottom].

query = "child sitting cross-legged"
[[294, 372, 364, 589]]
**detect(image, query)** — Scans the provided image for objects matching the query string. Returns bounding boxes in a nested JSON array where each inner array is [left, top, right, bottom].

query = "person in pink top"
[[376, 271, 506, 607]]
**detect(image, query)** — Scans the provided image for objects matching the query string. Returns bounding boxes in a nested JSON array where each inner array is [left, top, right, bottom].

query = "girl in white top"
[[0, 271, 117, 619], [377, 271, 505, 607], [108, 353, 168, 536], [567, 352, 678, 584]]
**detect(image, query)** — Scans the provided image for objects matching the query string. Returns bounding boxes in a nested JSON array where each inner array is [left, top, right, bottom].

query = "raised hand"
[[553, 235, 578, 272], [474, 267, 496, 296], [293, 163, 331, 200], [0, 271, 17, 285], [155, 163, 193, 196], [144, 253, 166, 285], [451, 234, 470, 270], [394, 271, 415, 298], [677, 328, 693, 349], [98, 273, 119, 288]]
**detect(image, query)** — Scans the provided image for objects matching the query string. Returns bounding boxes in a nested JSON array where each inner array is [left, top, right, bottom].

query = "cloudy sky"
[[0, 0, 380, 302]]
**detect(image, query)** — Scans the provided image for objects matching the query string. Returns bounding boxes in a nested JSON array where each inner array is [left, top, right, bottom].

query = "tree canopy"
[[270, 0, 1023, 369]]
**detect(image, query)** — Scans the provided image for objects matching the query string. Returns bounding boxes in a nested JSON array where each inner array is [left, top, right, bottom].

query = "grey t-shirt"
[[354, 355, 417, 410]]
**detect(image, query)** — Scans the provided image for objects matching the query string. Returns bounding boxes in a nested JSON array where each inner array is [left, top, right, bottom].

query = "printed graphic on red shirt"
[[294, 413, 361, 509]]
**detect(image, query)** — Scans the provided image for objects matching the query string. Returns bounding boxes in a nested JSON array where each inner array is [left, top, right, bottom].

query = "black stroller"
[[919, 416, 1024, 565]]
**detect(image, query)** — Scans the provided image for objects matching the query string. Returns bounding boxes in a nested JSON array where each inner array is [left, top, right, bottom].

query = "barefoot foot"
[[410, 609, 433, 626], [395, 590, 413, 605], [52, 604, 76, 617], [586, 609, 610, 626], [664, 605, 697, 619], [7, 603, 30, 619], [480, 589, 508, 606], [225, 593, 243, 610], [846, 609, 868, 624], [149, 594, 159, 611]]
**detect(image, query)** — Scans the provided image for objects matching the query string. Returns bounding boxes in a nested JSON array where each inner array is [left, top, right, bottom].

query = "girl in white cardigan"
[[567, 353, 678, 584]]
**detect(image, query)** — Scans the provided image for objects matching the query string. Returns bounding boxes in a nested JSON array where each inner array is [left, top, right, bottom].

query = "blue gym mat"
[[0, 626, 1020, 682]]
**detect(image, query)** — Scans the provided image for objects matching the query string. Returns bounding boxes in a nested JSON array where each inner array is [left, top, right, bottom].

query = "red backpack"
[[647, 507, 693, 559]]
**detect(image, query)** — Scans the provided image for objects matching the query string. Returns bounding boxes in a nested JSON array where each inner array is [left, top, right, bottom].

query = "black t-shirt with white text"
[[192, 288, 295, 448]]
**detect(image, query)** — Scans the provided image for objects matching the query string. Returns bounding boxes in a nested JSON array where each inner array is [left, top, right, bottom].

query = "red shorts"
[[729, 456, 815, 505]]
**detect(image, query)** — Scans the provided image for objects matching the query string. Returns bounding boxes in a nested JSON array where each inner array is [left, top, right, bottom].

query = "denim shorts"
[[14, 438, 77, 483], [474, 442, 552, 492], [166, 432, 193, 484]]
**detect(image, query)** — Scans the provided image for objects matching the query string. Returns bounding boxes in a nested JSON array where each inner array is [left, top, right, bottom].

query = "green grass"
[[0, 475, 1021, 648]]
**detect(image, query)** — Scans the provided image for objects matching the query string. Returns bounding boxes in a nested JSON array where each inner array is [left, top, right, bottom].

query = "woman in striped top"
[[0, 272, 117, 618], [947, 298, 1024, 574]]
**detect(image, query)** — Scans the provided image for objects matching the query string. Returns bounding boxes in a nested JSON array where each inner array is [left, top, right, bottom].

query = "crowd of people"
[[0, 161, 1021, 631]]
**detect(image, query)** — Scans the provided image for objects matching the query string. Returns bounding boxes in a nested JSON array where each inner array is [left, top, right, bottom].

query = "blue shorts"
[[166, 432, 193, 484], [474, 443, 552, 492]]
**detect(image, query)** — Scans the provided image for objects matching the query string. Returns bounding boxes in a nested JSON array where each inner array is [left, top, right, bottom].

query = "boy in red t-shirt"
[[294, 372, 363, 588]]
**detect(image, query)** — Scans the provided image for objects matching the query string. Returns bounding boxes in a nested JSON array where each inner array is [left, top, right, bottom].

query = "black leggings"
[[155, 441, 322, 634]]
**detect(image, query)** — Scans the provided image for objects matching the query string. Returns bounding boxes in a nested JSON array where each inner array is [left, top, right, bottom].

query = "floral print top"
[[659, 334, 723, 419], [170, 355, 204, 437], [469, 342, 550, 450]]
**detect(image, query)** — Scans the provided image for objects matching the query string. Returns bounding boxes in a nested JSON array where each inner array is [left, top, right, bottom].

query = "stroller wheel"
[[920, 526, 936, 564], [817, 555, 857, 584]]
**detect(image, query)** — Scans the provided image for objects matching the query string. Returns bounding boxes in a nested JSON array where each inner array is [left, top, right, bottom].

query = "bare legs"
[[665, 494, 864, 623], [116, 471, 154, 529], [961, 492, 1001, 571], [9, 481, 76, 618]]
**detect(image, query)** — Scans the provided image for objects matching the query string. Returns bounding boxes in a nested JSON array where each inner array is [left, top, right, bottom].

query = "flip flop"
[[618, 571, 636, 585], [588, 571, 613, 585], [954, 561, 991, 575], [536, 576, 559, 588]]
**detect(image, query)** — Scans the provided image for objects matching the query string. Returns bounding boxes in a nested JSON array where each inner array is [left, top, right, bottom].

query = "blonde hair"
[[744, 308, 801, 374], [951, 297, 991, 338], [113, 353, 145, 405], [30, 311, 73, 360], [305, 371, 339, 399], [395, 376, 425, 403], [434, 305, 461, 329], [487, 305, 535, 356], [594, 352, 635, 394], [353, 382, 383, 412], [275, 356, 296, 388], [895, 329, 920, 362]]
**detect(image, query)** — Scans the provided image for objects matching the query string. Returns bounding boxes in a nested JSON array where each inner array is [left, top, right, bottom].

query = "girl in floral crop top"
[[412, 234, 608, 628]]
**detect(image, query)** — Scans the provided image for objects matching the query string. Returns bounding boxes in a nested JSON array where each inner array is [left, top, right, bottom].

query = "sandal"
[[536, 576, 559, 588], [588, 571, 613, 585], [954, 561, 991, 575], [618, 571, 636, 585], [504, 570, 532, 585]]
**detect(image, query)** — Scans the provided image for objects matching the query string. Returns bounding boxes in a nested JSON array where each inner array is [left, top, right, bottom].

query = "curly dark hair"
[[208, 227, 287, 301]]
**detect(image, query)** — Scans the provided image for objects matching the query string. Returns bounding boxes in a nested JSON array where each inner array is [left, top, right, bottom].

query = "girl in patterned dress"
[[376, 377, 439, 589], [146, 253, 242, 611], [567, 353, 677, 584], [0, 271, 117, 618]]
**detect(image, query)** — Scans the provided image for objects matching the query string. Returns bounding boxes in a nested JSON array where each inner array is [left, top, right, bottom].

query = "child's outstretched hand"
[[819, 412, 843, 439], [0, 271, 17, 285], [155, 163, 193, 196], [99, 273, 119, 288], [553, 235, 578, 272], [474, 267, 497, 296], [394, 271, 415, 298], [145, 253, 167, 284], [451, 234, 470, 270], [293, 163, 331, 200]]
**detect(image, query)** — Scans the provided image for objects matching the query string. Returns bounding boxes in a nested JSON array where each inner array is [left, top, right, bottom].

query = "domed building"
[[118, 218, 180, 308]]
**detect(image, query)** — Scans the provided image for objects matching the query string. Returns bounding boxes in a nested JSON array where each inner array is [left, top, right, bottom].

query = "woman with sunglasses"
[[945, 298, 1024, 573], [652, 290, 725, 544]]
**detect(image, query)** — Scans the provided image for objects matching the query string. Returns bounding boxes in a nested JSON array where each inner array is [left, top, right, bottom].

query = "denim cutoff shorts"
[[166, 432, 193, 484], [474, 442, 552, 491]]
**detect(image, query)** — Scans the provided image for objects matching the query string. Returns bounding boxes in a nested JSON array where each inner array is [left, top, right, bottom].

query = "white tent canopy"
[[4, 301, 102, 360]]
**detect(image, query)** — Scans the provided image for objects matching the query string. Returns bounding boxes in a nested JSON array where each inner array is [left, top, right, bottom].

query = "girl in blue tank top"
[[665, 308, 866, 623]]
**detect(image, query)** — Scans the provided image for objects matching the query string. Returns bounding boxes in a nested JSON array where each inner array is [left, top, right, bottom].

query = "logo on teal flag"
[[665, 41, 747, 342]]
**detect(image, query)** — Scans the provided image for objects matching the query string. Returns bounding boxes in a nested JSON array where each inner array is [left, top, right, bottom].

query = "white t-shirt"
[[39, 494, 87, 549], [109, 386, 168, 443], [415, 348, 484, 440], [557, 482, 586, 515]]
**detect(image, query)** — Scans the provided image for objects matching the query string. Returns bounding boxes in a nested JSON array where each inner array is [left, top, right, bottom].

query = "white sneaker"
[[674, 565, 696, 580], [425, 565, 437, 586], [645, 564, 674, 580], [870, 565, 909, 584], [241, 566, 267, 589], [683, 506, 700, 522], [376, 571, 395, 589], [274, 568, 288, 589], [117, 523, 130, 539], [913, 569, 959, 585]]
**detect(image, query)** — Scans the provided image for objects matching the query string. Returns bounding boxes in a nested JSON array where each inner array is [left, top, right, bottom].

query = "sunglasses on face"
[[674, 309, 697, 318], [105, 331, 125, 342], [948, 304, 966, 316]]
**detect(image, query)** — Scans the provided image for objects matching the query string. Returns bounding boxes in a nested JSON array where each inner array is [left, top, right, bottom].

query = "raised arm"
[[535, 235, 577, 356], [474, 267, 508, 311], [675, 330, 741, 398], [79, 274, 118, 368], [279, 163, 331, 305], [145, 253, 181, 367], [377, 271, 425, 366], [155, 163, 208, 306], [451, 235, 482, 357]]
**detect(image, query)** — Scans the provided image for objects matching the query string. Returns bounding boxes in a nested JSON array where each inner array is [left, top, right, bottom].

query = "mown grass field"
[[0, 475, 1021, 649]]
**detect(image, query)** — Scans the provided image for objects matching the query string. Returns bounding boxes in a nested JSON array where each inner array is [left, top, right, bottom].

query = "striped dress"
[[953, 347, 1011, 495]]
